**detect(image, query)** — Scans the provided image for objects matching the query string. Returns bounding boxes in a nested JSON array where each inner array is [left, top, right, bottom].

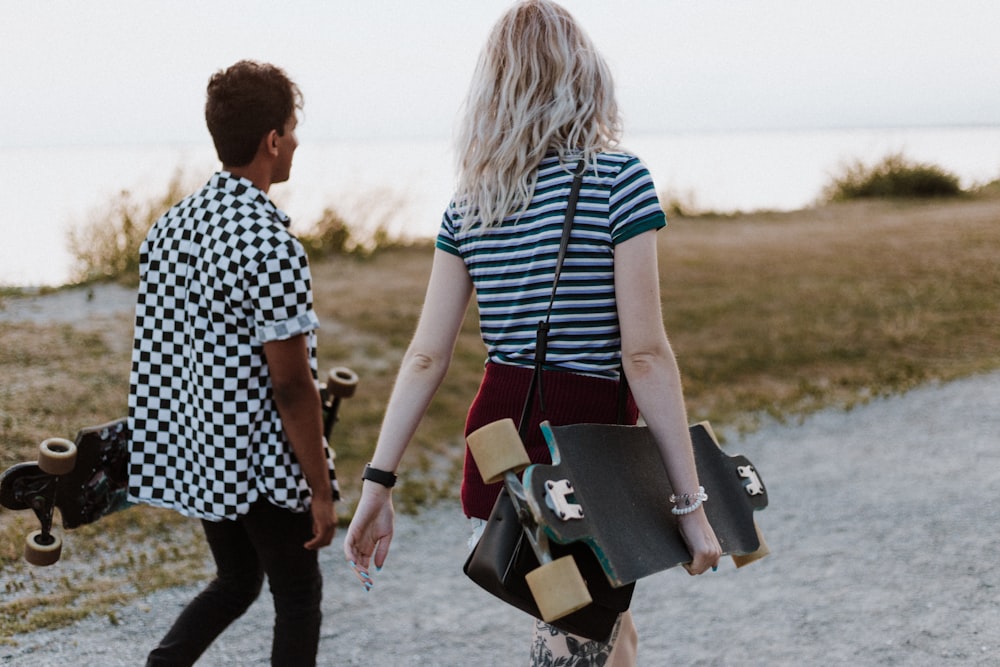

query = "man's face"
[[271, 115, 299, 184]]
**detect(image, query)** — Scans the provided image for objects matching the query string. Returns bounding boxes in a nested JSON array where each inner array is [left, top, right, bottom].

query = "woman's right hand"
[[343, 483, 395, 591], [677, 509, 722, 575]]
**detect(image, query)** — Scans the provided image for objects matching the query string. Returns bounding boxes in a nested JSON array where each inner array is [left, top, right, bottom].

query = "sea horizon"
[[3, 124, 999, 287]]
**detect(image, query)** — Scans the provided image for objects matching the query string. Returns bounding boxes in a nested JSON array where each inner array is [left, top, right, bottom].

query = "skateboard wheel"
[[38, 437, 77, 476], [326, 367, 358, 399], [466, 418, 530, 485], [24, 530, 62, 566], [525, 555, 592, 622]]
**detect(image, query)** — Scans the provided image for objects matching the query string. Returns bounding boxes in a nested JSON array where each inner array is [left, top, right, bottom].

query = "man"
[[128, 60, 336, 667]]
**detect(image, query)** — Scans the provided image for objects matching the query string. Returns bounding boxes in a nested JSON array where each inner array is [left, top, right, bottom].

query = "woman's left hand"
[[343, 483, 395, 591]]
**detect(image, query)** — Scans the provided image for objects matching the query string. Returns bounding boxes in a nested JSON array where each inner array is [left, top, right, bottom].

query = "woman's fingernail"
[[712, 565, 718, 572], [348, 561, 374, 591]]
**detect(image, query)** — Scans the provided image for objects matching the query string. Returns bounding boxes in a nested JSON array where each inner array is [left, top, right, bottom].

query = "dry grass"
[[2, 195, 999, 640], [309, 244, 483, 510], [661, 198, 1000, 430]]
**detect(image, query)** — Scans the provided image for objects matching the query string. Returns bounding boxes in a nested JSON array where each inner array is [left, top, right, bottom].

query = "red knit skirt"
[[461, 362, 638, 519]]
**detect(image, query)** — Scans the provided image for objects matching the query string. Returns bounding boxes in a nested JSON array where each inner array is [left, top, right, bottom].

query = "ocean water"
[[3, 126, 998, 287]]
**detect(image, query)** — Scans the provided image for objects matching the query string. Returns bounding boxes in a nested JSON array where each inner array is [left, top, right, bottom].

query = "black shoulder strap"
[[544, 158, 587, 321], [518, 158, 586, 436]]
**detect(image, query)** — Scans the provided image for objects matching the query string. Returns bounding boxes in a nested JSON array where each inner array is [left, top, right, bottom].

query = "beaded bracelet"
[[670, 486, 708, 515]]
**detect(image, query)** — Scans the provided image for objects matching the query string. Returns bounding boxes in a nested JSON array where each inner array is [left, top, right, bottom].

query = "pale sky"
[[3, 0, 999, 150]]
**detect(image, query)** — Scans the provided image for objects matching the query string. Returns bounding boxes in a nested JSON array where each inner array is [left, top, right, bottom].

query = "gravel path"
[[2, 288, 998, 665], [0, 284, 137, 325]]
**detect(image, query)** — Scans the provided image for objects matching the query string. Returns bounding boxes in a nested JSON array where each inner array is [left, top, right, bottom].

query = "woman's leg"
[[529, 611, 637, 666]]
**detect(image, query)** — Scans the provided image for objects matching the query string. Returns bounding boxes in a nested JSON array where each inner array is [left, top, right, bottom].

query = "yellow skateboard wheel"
[[466, 418, 530, 485], [526, 555, 592, 622]]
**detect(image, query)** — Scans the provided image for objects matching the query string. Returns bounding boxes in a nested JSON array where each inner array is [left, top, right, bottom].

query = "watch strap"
[[362, 463, 397, 488]]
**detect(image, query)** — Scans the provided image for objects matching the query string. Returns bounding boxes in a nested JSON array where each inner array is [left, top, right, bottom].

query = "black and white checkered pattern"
[[127, 172, 333, 521]]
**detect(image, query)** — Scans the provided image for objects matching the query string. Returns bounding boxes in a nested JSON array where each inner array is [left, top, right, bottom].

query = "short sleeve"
[[249, 239, 320, 342], [609, 157, 667, 245], [435, 205, 463, 256]]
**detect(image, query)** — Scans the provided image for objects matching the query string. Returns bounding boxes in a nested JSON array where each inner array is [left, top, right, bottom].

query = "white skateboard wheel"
[[25, 530, 62, 566], [38, 437, 77, 476], [326, 366, 358, 398]]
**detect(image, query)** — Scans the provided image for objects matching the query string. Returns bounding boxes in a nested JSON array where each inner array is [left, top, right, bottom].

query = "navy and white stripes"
[[437, 152, 666, 378]]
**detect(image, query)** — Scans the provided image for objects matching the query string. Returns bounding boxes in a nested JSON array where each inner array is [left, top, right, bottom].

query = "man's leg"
[[241, 500, 323, 667], [146, 518, 264, 667]]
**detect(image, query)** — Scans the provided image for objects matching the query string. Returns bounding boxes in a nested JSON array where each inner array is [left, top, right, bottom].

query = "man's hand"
[[305, 496, 337, 550]]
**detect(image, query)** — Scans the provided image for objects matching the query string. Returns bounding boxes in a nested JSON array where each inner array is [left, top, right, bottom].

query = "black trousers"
[[146, 500, 322, 666]]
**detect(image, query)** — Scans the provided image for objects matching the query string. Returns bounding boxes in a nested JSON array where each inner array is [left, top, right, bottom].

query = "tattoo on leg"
[[529, 618, 620, 666]]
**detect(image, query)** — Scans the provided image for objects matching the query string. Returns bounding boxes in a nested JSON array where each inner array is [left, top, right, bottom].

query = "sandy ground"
[[1, 287, 998, 665]]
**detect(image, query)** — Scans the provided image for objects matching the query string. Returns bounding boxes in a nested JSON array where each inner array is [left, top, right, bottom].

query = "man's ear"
[[265, 129, 280, 156]]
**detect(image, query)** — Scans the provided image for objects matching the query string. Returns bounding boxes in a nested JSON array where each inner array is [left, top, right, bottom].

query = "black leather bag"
[[463, 487, 634, 642], [461, 159, 634, 643]]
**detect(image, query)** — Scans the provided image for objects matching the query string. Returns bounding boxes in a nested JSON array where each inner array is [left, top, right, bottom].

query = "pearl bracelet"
[[670, 486, 708, 516]]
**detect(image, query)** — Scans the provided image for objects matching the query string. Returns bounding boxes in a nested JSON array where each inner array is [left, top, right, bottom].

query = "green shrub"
[[300, 207, 354, 259], [969, 177, 1000, 198], [67, 169, 192, 286], [822, 152, 963, 202], [298, 187, 418, 258], [66, 173, 421, 286], [298, 205, 422, 260]]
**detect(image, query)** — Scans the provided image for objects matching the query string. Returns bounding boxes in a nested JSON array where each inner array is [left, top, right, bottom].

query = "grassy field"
[[1, 194, 999, 640]]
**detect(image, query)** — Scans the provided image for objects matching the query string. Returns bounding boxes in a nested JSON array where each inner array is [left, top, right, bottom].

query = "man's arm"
[[263, 334, 337, 549]]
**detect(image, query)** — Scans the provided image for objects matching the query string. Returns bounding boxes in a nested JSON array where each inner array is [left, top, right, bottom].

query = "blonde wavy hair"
[[454, 0, 622, 229]]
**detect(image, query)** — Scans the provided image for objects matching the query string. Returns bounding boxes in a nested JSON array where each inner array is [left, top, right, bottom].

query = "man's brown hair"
[[205, 60, 303, 167]]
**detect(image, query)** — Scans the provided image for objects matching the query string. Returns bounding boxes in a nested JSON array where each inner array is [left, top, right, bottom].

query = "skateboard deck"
[[467, 418, 768, 629], [525, 421, 768, 587], [0, 366, 358, 566]]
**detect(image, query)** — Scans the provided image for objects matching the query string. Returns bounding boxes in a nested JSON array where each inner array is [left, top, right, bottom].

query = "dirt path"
[[3, 368, 998, 665]]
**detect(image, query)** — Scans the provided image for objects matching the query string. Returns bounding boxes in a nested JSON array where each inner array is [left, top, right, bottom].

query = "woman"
[[344, 1, 721, 663]]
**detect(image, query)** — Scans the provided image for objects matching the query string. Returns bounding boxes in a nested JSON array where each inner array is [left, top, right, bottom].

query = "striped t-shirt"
[[436, 152, 666, 378]]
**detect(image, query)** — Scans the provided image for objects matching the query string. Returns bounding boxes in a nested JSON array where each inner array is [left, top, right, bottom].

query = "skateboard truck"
[[544, 479, 584, 521], [1, 436, 79, 565], [738, 464, 765, 496], [9, 473, 59, 548]]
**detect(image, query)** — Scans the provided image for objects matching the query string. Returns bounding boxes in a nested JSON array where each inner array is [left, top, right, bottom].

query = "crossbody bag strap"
[[616, 367, 630, 424], [518, 158, 587, 437]]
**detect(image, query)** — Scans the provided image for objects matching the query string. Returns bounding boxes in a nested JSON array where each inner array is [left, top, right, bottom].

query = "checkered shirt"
[[127, 171, 334, 521]]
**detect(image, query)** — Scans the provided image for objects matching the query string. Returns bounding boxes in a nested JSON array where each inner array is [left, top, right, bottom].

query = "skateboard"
[[467, 418, 769, 625], [0, 366, 358, 566]]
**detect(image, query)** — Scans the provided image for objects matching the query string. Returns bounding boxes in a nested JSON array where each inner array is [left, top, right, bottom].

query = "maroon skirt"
[[461, 362, 638, 519]]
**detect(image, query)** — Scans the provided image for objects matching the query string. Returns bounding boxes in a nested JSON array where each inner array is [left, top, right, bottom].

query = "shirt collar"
[[211, 171, 292, 228]]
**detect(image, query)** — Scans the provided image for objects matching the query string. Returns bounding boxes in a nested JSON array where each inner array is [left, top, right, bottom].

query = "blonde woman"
[[344, 1, 721, 663]]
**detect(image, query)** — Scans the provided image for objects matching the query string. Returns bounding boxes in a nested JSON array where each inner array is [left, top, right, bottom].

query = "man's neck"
[[224, 163, 272, 193]]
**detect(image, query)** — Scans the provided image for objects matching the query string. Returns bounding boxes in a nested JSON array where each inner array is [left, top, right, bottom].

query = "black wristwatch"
[[362, 463, 398, 488]]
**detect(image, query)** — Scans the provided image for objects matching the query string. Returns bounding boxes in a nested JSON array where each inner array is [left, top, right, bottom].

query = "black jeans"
[[146, 500, 322, 666]]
